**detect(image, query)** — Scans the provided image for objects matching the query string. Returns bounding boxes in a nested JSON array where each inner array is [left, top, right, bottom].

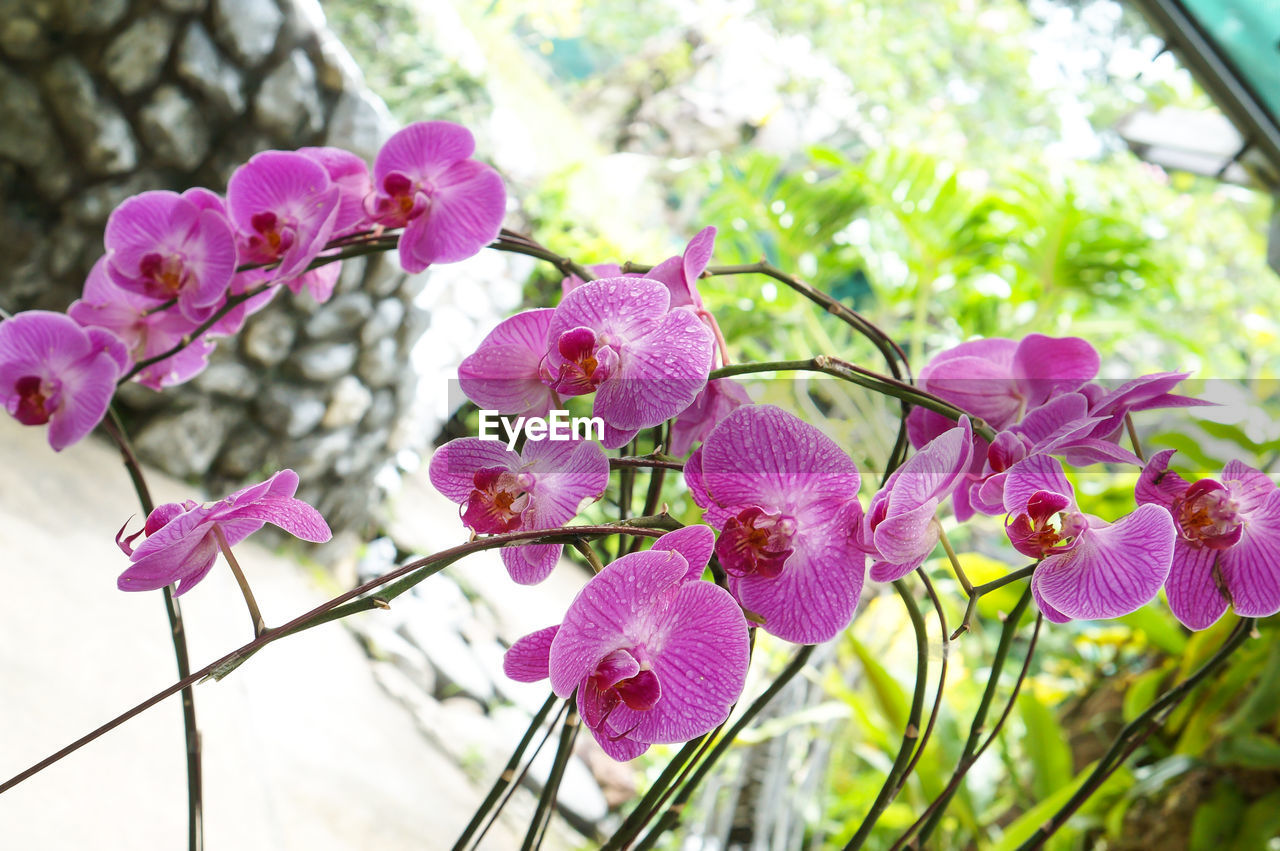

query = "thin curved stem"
[[491, 230, 598, 283], [454, 693, 560, 851], [600, 731, 719, 851], [122, 233, 400, 383], [609, 456, 684, 472], [101, 409, 203, 851], [902, 569, 949, 783], [1015, 617, 1254, 850], [894, 588, 1033, 849], [844, 580, 930, 849], [522, 697, 581, 851], [952, 564, 1037, 640], [0, 523, 667, 794], [710, 358, 995, 442], [633, 644, 817, 849], [212, 525, 266, 637]]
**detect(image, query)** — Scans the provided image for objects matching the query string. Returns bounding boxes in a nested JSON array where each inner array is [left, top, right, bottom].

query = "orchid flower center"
[[12, 374, 58, 425], [549, 326, 618, 397], [1007, 491, 1086, 558], [461, 467, 533, 534], [245, 211, 298, 263], [369, 172, 431, 227], [582, 648, 661, 737], [716, 506, 797, 579], [987, 431, 1031, 473], [137, 252, 193, 298], [1175, 479, 1241, 550]]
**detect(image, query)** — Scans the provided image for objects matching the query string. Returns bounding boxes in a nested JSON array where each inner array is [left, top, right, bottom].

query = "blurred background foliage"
[[330, 0, 1279, 847]]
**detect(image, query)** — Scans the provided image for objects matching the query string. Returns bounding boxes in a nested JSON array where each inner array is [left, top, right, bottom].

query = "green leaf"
[[1216, 734, 1280, 771], [990, 762, 1133, 851], [1123, 666, 1171, 724], [1190, 780, 1246, 850], [1230, 788, 1280, 851], [1221, 638, 1280, 736], [848, 636, 909, 731], [1195, 420, 1263, 453], [1018, 690, 1073, 801]]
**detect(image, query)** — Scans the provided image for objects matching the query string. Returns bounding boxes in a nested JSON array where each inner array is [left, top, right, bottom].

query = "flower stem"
[[936, 524, 971, 594], [1014, 617, 1254, 849], [0, 524, 667, 794], [952, 563, 1037, 639], [212, 525, 267, 637], [490, 230, 599, 282], [570, 538, 604, 574], [1125, 412, 1146, 464], [844, 579, 931, 849], [521, 698, 581, 851], [710, 357, 996, 442], [454, 693, 561, 851], [102, 408, 203, 851], [896, 587, 1034, 848], [633, 644, 816, 849]]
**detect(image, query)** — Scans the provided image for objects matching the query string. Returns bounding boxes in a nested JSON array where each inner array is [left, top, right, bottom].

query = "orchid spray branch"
[[600, 730, 720, 851], [522, 697, 584, 851], [894, 587, 1036, 849], [632, 644, 818, 850], [844, 579, 932, 849], [454, 694, 564, 851], [710, 357, 996, 442], [492, 229, 599, 282], [902, 569, 949, 783], [951, 564, 1038, 639], [0, 523, 669, 795], [1015, 617, 1255, 850], [101, 408, 203, 851], [120, 232, 400, 383], [623, 257, 918, 474]]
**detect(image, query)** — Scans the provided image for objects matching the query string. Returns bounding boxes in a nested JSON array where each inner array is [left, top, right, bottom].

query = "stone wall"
[[0, 0, 454, 535]]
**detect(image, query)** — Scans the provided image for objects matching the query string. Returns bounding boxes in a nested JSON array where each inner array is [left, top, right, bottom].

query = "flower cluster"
[[428, 237, 1280, 761], [14, 107, 1269, 781], [1, 121, 505, 449], [459, 229, 744, 450], [896, 333, 1280, 628]]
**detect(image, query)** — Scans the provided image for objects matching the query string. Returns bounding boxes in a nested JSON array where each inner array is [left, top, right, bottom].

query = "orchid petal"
[[503, 625, 559, 683], [1164, 543, 1229, 630], [1032, 505, 1174, 621], [428, 438, 521, 502]]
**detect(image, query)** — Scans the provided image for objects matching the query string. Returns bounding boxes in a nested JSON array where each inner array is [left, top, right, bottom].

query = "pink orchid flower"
[[503, 526, 749, 761], [103, 189, 238, 322], [668, 377, 752, 456], [0, 310, 128, 450], [226, 150, 341, 281], [541, 277, 715, 448], [457, 308, 559, 420], [367, 121, 506, 273], [1002, 453, 1174, 623], [116, 469, 331, 595], [69, 258, 214, 390], [861, 416, 973, 582], [1137, 449, 1280, 629], [685, 404, 865, 644], [428, 436, 610, 584], [906, 334, 1100, 450]]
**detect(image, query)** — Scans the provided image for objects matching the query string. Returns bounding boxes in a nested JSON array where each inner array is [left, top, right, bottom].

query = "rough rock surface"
[[0, 0, 521, 539]]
